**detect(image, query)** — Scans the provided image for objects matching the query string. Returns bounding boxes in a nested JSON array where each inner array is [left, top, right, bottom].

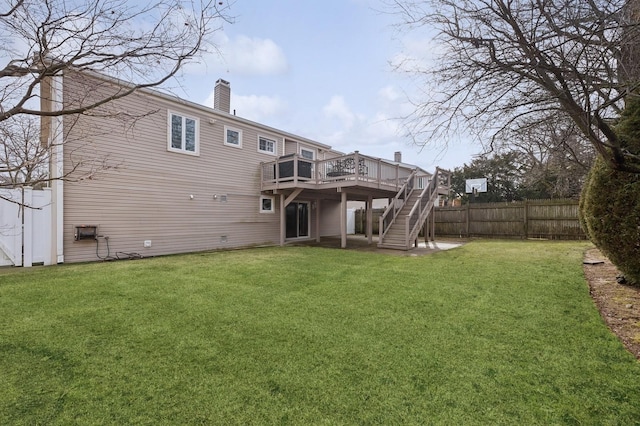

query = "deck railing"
[[260, 151, 413, 190]]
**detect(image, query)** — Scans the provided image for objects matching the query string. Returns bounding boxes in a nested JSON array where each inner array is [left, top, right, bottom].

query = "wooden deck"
[[260, 152, 451, 250], [260, 152, 425, 199]]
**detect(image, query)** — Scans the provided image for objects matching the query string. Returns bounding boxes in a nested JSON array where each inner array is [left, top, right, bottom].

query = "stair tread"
[[380, 179, 445, 250]]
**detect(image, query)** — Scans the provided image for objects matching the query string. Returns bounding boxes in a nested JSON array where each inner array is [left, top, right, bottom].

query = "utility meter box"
[[74, 225, 98, 241]]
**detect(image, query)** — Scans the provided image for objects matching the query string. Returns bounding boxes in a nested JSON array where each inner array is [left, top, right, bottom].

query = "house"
[[31, 70, 450, 264]]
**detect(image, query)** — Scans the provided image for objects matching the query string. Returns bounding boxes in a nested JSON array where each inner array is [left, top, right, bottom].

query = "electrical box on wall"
[[74, 225, 98, 241]]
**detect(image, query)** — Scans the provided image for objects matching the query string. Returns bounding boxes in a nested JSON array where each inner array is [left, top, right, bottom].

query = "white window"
[[300, 147, 315, 160], [260, 195, 275, 213], [168, 111, 199, 155], [224, 126, 242, 148], [258, 136, 277, 155]]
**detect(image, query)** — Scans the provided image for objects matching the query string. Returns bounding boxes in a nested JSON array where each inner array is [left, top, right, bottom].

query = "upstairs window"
[[168, 111, 199, 155], [258, 136, 277, 155], [225, 126, 242, 148], [300, 147, 315, 160]]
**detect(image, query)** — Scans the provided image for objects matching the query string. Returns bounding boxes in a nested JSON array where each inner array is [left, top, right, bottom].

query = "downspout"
[[50, 74, 64, 264]]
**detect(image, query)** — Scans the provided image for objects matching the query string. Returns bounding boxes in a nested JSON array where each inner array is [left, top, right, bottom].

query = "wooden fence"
[[434, 199, 586, 239], [354, 199, 586, 240]]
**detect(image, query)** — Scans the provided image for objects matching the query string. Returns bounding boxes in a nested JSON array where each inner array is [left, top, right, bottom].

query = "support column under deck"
[[340, 191, 347, 248], [431, 206, 436, 241], [279, 193, 286, 246], [315, 199, 321, 243], [366, 195, 373, 245]]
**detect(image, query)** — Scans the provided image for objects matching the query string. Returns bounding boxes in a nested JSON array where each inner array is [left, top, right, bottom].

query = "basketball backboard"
[[465, 178, 487, 194]]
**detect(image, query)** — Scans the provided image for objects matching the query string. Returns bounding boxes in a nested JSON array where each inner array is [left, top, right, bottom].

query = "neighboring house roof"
[[384, 159, 431, 177]]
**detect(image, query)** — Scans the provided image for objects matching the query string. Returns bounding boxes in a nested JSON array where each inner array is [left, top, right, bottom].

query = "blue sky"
[[178, 0, 481, 171]]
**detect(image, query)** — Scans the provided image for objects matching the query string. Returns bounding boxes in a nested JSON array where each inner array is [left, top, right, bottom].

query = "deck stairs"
[[378, 168, 450, 250]]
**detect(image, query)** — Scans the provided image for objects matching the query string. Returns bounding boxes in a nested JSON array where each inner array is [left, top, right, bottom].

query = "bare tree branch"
[[0, 0, 233, 196], [389, 0, 640, 173]]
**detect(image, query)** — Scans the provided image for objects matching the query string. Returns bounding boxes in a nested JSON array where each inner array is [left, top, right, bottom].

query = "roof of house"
[[67, 68, 428, 173]]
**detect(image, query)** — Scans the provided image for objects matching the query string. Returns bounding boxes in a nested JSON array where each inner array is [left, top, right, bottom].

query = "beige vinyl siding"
[[283, 139, 330, 157], [62, 73, 281, 263], [320, 200, 341, 237], [284, 140, 298, 156]]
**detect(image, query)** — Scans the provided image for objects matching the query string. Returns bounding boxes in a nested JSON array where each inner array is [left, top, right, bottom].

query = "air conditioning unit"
[[74, 225, 98, 241]]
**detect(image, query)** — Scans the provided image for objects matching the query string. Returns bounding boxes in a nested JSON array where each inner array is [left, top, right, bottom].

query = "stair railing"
[[405, 168, 446, 248], [379, 169, 417, 242]]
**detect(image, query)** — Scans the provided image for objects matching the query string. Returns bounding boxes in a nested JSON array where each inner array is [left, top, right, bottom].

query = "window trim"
[[260, 195, 275, 213], [167, 110, 199, 156], [224, 125, 243, 148], [300, 147, 316, 160], [257, 135, 278, 156]]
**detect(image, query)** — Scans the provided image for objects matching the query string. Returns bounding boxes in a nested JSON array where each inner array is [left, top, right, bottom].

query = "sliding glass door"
[[285, 202, 310, 239]]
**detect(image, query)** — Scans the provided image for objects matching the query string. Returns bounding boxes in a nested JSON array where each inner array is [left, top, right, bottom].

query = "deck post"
[[366, 195, 373, 245], [423, 220, 428, 244], [431, 206, 436, 242], [341, 191, 347, 248], [354, 151, 360, 183], [280, 193, 286, 246], [315, 198, 321, 243]]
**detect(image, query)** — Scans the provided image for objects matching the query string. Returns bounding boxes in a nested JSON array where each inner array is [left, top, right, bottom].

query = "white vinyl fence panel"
[[347, 208, 356, 235], [0, 188, 52, 267]]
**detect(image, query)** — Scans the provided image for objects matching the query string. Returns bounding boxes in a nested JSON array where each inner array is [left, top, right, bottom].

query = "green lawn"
[[1, 240, 639, 424]]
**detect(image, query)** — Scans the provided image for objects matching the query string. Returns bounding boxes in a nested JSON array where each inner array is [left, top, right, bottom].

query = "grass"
[[1, 240, 639, 424]]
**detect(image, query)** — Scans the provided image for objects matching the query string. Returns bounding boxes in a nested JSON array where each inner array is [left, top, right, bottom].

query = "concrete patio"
[[290, 234, 465, 256]]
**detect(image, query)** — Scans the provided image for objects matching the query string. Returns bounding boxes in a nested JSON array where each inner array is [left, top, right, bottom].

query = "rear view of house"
[[21, 70, 449, 265]]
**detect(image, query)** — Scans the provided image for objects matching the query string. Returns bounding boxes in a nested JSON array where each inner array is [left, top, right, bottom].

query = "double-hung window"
[[168, 111, 199, 155], [224, 126, 242, 148], [258, 136, 277, 155]]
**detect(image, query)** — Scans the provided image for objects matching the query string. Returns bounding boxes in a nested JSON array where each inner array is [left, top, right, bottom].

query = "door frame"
[[285, 201, 311, 239]]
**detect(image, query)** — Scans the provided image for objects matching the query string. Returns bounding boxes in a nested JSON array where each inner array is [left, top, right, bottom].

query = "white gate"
[[347, 208, 356, 235], [0, 188, 52, 267]]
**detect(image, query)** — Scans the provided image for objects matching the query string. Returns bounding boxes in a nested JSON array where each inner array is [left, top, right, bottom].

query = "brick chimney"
[[214, 78, 231, 113], [394, 151, 402, 163]]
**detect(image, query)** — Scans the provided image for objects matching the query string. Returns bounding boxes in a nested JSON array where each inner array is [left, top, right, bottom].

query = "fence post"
[[523, 199, 529, 239], [23, 187, 33, 267], [466, 202, 470, 237]]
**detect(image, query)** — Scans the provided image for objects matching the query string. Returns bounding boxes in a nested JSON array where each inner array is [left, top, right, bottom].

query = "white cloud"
[[310, 87, 446, 166], [203, 90, 287, 123], [232, 94, 288, 122], [187, 33, 288, 76], [390, 36, 443, 74], [227, 35, 288, 75], [378, 85, 402, 103], [315, 93, 404, 158], [322, 95, 357, 129], [365, 112, 402, 141]]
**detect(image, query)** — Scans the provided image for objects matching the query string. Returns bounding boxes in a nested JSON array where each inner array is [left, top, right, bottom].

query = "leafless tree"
[[388, 0, 640, 173], [0, 0, 231, 198], [0, 115, 48, 187], [499, 113, 595, 197]]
